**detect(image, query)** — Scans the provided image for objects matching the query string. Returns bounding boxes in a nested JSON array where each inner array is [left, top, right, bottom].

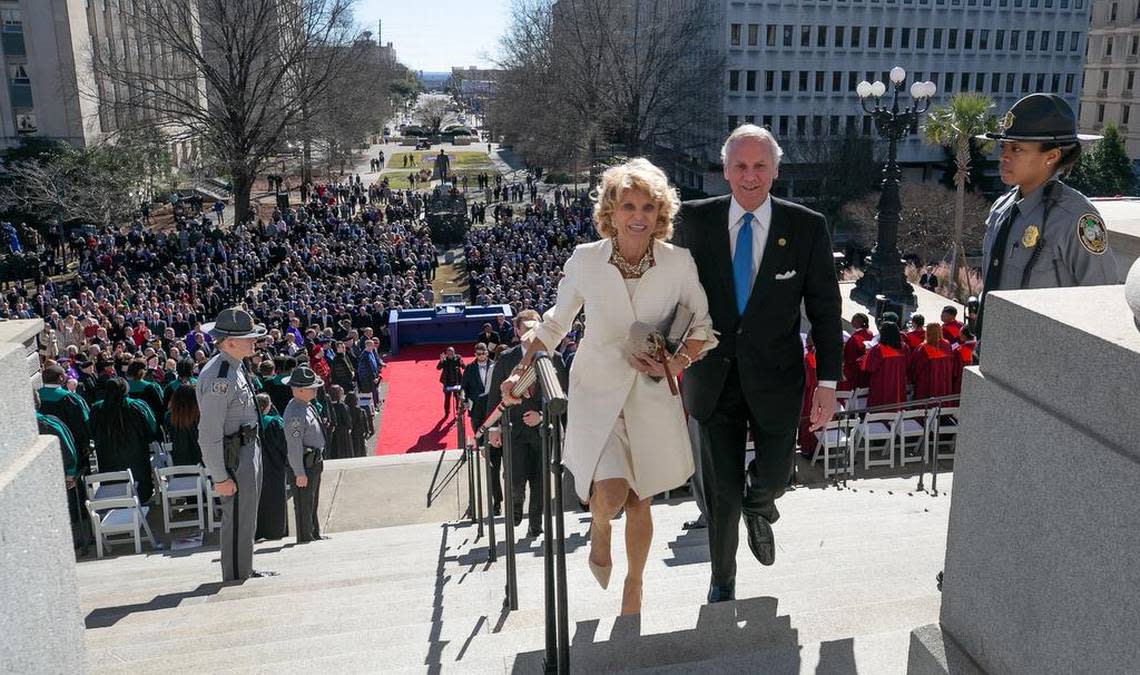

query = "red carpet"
[[375, 344, 476, 455]]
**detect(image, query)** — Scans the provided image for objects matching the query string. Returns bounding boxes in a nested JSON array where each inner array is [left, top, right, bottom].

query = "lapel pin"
[[777, 237, 787, 247]]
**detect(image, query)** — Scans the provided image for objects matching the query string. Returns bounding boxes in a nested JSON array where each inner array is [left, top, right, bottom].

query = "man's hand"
[[808, 386, 837, 432], [488, 428, 502, 448], [500, 374, 523, 405], [522, 410, 542, 427], [215, 478, 238, 496], [65, 476, 77, 490], [296, 475, 309, 488]]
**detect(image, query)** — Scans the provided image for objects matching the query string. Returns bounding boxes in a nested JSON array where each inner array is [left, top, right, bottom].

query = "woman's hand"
[[500, 374, 524, 405], [627, 352, 666, 378]]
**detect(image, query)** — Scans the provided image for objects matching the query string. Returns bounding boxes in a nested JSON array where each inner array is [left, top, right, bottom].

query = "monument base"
[[906, 624, 986, 675]]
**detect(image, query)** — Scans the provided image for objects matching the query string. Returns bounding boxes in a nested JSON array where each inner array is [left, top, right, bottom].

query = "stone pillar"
[[914, 286, 1140, 673], [0, 320, 86, 672]]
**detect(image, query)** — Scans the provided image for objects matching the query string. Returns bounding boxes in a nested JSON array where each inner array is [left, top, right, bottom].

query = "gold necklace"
[[609, 239, 654, 279]]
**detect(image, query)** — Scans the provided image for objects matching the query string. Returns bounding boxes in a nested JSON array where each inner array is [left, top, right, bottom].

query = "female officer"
[[975, 93, 1119, 339]]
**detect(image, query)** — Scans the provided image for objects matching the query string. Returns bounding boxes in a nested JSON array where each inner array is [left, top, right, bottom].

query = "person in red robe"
[[909, 323, 955, 401], [904, 314, 927, 350], [950, 326, 976, 395], [860, 322, 908, 409], [841, 313, 873, 391], [799, 336, 819, 458], [941, 306, 964, 346]]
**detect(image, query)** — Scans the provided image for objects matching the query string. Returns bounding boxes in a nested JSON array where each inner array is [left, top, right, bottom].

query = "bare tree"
[[90, 0, 359, 223], [416, 95, 457, 136]]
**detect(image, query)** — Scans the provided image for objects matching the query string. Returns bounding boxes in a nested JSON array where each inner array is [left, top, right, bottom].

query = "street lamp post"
[[851, 67, 938, 310]]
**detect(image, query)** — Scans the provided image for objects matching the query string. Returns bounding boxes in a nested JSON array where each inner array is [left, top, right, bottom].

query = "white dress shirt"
[[479, 360, 493, 395]]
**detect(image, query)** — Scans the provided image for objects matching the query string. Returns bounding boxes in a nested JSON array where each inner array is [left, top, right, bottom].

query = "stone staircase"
[[78, 475, 951, 674]]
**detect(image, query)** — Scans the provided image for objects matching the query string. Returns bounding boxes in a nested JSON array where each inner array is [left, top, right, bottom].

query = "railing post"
[[484, 437, 497, 563], [502, 416, 519, 611]]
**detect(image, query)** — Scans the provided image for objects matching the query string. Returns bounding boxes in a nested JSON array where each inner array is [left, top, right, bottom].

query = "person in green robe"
[[91, 378, 158, 502], [255, 393, 289, 541]]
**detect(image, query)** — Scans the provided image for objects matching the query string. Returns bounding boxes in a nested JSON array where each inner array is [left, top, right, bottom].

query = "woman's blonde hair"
[[592, 157, 680, 241]]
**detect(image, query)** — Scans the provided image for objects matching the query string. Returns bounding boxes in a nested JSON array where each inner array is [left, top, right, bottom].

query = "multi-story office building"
[[1080, 0, 1140, 164], [0, 0, 206, 164], [677, 0, 1092, 196]]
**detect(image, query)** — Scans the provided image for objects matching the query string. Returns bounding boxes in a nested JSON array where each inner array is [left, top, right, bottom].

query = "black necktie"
[[976, 203, 1020, 340], [983, 203, 1020, 296]]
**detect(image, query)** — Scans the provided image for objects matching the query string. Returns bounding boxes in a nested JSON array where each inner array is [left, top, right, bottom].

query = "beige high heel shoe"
[[588, 520, 612, 590]]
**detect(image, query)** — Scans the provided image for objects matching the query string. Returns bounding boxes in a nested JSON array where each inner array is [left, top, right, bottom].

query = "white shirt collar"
[[728, 195, 773, 231]]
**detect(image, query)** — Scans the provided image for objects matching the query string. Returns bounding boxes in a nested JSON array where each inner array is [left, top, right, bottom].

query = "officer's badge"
[[1077, 213, 1108, 255], [1021, 225, 1040, 248], [211, 381, 228, 395], [290, 419, 303, 438], [1000, 110, 1015, 132]]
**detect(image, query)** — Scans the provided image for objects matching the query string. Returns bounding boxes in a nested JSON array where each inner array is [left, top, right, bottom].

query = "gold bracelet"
[[677, 352, 693, 369]]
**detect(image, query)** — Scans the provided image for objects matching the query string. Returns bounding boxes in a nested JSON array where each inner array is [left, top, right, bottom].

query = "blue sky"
[[353, 0, 512, 72]]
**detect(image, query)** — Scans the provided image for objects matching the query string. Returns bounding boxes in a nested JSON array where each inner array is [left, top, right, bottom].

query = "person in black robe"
[[164, 384, 202, 466], [327, 385, 354, 459], [351, 403, 369, 457], [255, 393, 289, 541]]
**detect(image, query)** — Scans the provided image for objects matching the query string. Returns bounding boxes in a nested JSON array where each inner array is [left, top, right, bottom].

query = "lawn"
[[382, 151, 498, 190]]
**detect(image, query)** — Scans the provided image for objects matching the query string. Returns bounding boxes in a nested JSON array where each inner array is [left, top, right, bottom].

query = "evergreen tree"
[[1067, 124, 1136, 196]]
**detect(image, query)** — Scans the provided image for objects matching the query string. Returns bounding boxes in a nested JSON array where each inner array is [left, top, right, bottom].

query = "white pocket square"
[[774, 270, 797, 281]]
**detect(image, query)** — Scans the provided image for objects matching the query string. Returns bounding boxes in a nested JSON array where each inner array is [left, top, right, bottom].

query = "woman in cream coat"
[[501, 158, 716, 615]]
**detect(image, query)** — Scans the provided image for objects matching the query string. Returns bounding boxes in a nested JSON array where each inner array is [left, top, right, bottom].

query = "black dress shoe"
[[248, 570, 279, 578], [526, 526, 542, 538], [682, 516, 707, 530], [493, 502, 502, 516], [744, 513, 775, 566], [707, 583, 735, 603], [513, 512, 523, 528]]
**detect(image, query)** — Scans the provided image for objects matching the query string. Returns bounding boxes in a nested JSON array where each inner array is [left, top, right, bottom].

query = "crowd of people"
[[14, 178, 450, 551]]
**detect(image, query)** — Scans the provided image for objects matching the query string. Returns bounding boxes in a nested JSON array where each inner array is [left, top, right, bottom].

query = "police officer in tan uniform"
[[197, 308, 276, 581], [975, 94, 1119, 339], [283, 365, 328, 544]]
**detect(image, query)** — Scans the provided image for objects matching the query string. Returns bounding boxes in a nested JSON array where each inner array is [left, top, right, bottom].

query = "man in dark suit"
[[672, 125, 843, 603], [462, 342, 501, 513], [486, 310, 547, 538]]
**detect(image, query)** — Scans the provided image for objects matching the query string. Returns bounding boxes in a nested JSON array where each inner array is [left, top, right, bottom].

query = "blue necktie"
[[733, 213, 754, 315]]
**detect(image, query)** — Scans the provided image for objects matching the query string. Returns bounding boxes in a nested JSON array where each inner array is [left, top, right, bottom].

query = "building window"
[[784, 25, 793, 47], [1006, 73, 1015, 93], [961, 73, 971, 90], [1110, 2, 1118, 21], [1040, 31, 1049, 51], [829, 115, 839, 135], [996, 30, 1005, 50], [849, 71, 859, 90], [979, 30, 989, 50], [976, 72, 985, 92], [965, 29, 974, 50], [863, 117, 873, 135], [833, 71, 842, 91], [1056, 31, 1065, 51], [991, 72, 1001, 92], [946, 72, 955, 90], [779, 115, 789, 135], [948, 29, 958, 50], [1132, 35, 1139, 56], [818, 25, 828, 47], [1065, 73, 1074, 93], [1128, 71, 1135, 90], [1106, 37, 1114, 56], [868, 26, 878, 49], [15, 112, 35, 134], [799, 71, 808, 91], [781, 70, 791, 91], [762, 114, 773, 129], [729, 115, 739, 131], [813, 116, 823, 136], [1071, 31, 1080, 52], [729, 70, 740, 91], [747, 70, 757, 91], [766, 70, 775, 91], [884, 27, 895, 49], [767, 24, 777, 47], [835, 26, 845, 48], [851, 26, 861, 48], [814, 71, 824, 91], [797, 115, 807, 136], [1036, 73, 1045, 90], [1021, 73, 1031, 91], [8, 63, 29, 84], [748, 24, 759, 46], [933, 28, 943, 49], [801, 25, 811, 47], [745, 115, 755, 124], [1026, 31, 1035, 51], [1, 8, 22, 32], [1010, 30, 1020, 50], [916, 28, 926, 49], [730, 24, 741, 46], [1051, 74, 1060, 91], [1124, 105, 1130, 125], [1097, 103, 1105, 123], [1102, 70, 1110, 89]]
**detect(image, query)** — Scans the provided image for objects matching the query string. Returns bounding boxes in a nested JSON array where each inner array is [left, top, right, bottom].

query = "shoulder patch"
[[210, 380, 229, 395], [1076, 213, 1108, 255], [289, 418, 303, 438]]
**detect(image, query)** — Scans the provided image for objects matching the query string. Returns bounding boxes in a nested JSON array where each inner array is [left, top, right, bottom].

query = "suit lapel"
[[706, 198, 735, 304], [744, 200, 792, 316]]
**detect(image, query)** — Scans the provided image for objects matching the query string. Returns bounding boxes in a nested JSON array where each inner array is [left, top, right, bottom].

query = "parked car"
[[415, 139, 432, 150]]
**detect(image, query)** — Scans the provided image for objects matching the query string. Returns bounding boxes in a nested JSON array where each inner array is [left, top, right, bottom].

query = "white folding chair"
[[855, 411, 899, 469], [84, 470, 152, 558], [834, 389, 853, 412], [156, 465, 206, 534], [930, 406, 961, 463], [850, 387, 870, 412], [895, 408, 929, 466], [812, 417, 855, 478]]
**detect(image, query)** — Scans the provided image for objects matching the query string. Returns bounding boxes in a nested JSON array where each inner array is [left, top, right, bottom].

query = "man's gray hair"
[[720, 124, 784, 166]]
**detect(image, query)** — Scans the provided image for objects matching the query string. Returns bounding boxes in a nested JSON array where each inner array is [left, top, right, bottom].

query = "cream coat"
[[533, 238, 717, 502]]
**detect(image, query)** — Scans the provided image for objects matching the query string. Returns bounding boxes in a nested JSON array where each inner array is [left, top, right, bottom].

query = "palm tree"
[[922, 93, 999, 302]]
